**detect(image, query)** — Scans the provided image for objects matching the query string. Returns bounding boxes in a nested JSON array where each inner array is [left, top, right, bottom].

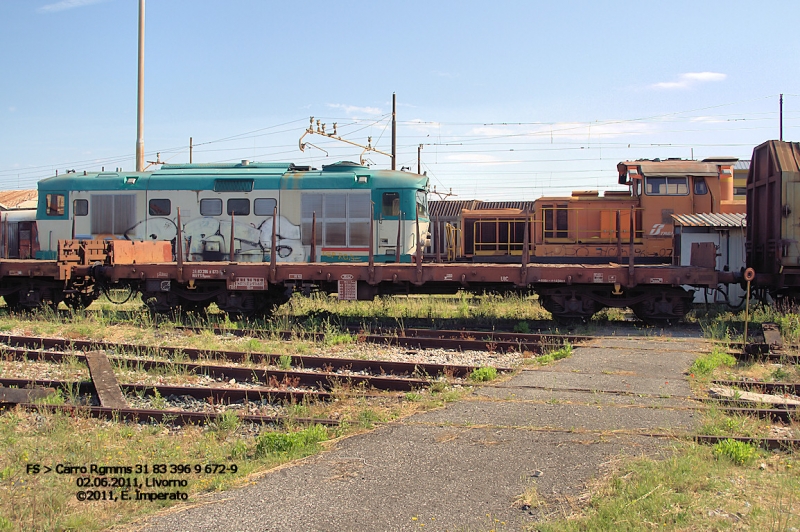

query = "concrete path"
[[132, 335, 707, 532]]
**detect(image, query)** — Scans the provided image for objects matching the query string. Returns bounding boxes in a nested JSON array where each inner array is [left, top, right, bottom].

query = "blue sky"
[[1, 0, 798, 200]]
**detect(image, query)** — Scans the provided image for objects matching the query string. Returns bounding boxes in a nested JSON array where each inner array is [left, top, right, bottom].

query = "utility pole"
[[135, 0, 145, 172], [189, 137, 193, 163], [391, 93, 396, 170], [418, 144, 423, 174], [780, 93, 784, 141]]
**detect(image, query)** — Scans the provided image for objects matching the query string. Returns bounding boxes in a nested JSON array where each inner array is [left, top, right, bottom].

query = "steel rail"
[[0, 377, 345, 404], [172, 325, 585, 353], [0, 347, 432, 392], [694, 434, 799, 451], [8, 402, 340, 426], [727, 342, 800, 363], [711, 405, 797, 423], [0, 334, 508, 378], [711, 379, 800, 396]]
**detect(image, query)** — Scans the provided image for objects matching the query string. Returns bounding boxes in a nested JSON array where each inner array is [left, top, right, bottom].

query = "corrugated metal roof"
[[629, 160, 721, 177], [429, 200, 539, 219], [476, 201, 536, 211], [734, 160, 750, 171], [672, 212, 746, 228], [428, 200, 481, 219], [0, 190, 37, 210]]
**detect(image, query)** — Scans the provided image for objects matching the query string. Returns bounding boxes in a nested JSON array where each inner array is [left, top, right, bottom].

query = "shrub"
[[690, 348, 737, 377], [469, 366, 498, 382], [254, 424, 328, 457], [712, 438, 757, 466]]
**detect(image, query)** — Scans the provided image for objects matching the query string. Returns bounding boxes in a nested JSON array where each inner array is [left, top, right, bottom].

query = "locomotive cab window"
[[416, 190, 428, 219], [73, 199, 88, 217], [148, 199, 171, 216], [382, 192, 400, 217], [694, 177, 708, 195], [543, 204, 568, 239], [645, 176, 688, 195], [200, 198, 223, 216], [46, 194, 65, 216], [254, 198, 277, 216], [227, 198, 250, 216]]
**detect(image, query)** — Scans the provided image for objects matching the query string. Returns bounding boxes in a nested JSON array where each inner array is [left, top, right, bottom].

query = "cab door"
[[376, 189, 403, 259], [692, 177, 713, 214]]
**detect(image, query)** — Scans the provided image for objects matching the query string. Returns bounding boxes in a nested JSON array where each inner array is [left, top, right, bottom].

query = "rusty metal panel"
[[83, 241, 108, 264], [110, 240, 172, 265], [690, 242, 717, 269], [746, 140, 800, 275]]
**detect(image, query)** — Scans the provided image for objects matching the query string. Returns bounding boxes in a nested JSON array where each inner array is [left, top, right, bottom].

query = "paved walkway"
[[131, 335, 707, 532]]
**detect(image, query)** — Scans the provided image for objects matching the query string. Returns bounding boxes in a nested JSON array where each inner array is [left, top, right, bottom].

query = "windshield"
[[416, 190, 428, 219]]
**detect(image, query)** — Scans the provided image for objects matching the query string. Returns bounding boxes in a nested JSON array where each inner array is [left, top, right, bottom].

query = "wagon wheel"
[[63, 291, 96, 310], [630, 289, 694, 326], [218, 287, 290, 322], [537, 289, 596, 325], [141, 291, 179, 317], [103, 285, 135, 305]]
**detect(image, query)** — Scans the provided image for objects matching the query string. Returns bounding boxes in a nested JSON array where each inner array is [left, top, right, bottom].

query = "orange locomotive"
[[460, 158, 745, 263]]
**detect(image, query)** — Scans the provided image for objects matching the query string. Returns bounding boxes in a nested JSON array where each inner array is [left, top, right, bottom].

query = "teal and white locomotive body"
[[35, 161, 430, 263]]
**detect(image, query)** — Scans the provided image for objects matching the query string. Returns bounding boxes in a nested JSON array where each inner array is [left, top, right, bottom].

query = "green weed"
[[209, 410, 241, 439], [469, 366, 498, 382], [690, 347, 737, 378], [150, 389, 167, 410], [277, 354, 293, 370], [356, 408, 381, 429], [253, 424, 328, 457], [513, 321, 531, 334], [712, 439, 758, 466], [771, 366, 790, 381], [536, 443, 799, 532], [34, 390, 65, 406], [532, 342, 573, 365]]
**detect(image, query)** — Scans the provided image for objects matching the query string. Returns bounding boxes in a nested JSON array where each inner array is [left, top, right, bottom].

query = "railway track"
[[694, 434, 799, 451], [0, 345, 436, 392], [10, 402, 340, 427], [0, 334, 512, 380], [171, 325, 583, 354], [0, 333, 514, 426], [711, 379, 800, 396], [0, 377, 342, 404], [705, 379, 800, 423]]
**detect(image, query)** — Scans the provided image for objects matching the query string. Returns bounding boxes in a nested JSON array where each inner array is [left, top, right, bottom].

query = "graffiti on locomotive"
[[33, 161, 430, 264]]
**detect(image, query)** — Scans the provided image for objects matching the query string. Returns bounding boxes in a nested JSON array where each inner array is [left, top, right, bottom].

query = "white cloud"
[[37, 0, 105, 14], [8, 107, 16, 113], [326, 103, 383, 118], [652, 72, 727, 90], [690, 116, 725, 124]]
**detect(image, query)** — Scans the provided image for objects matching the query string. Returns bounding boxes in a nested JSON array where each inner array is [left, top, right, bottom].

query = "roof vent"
[[241, 160, 250, 166]]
